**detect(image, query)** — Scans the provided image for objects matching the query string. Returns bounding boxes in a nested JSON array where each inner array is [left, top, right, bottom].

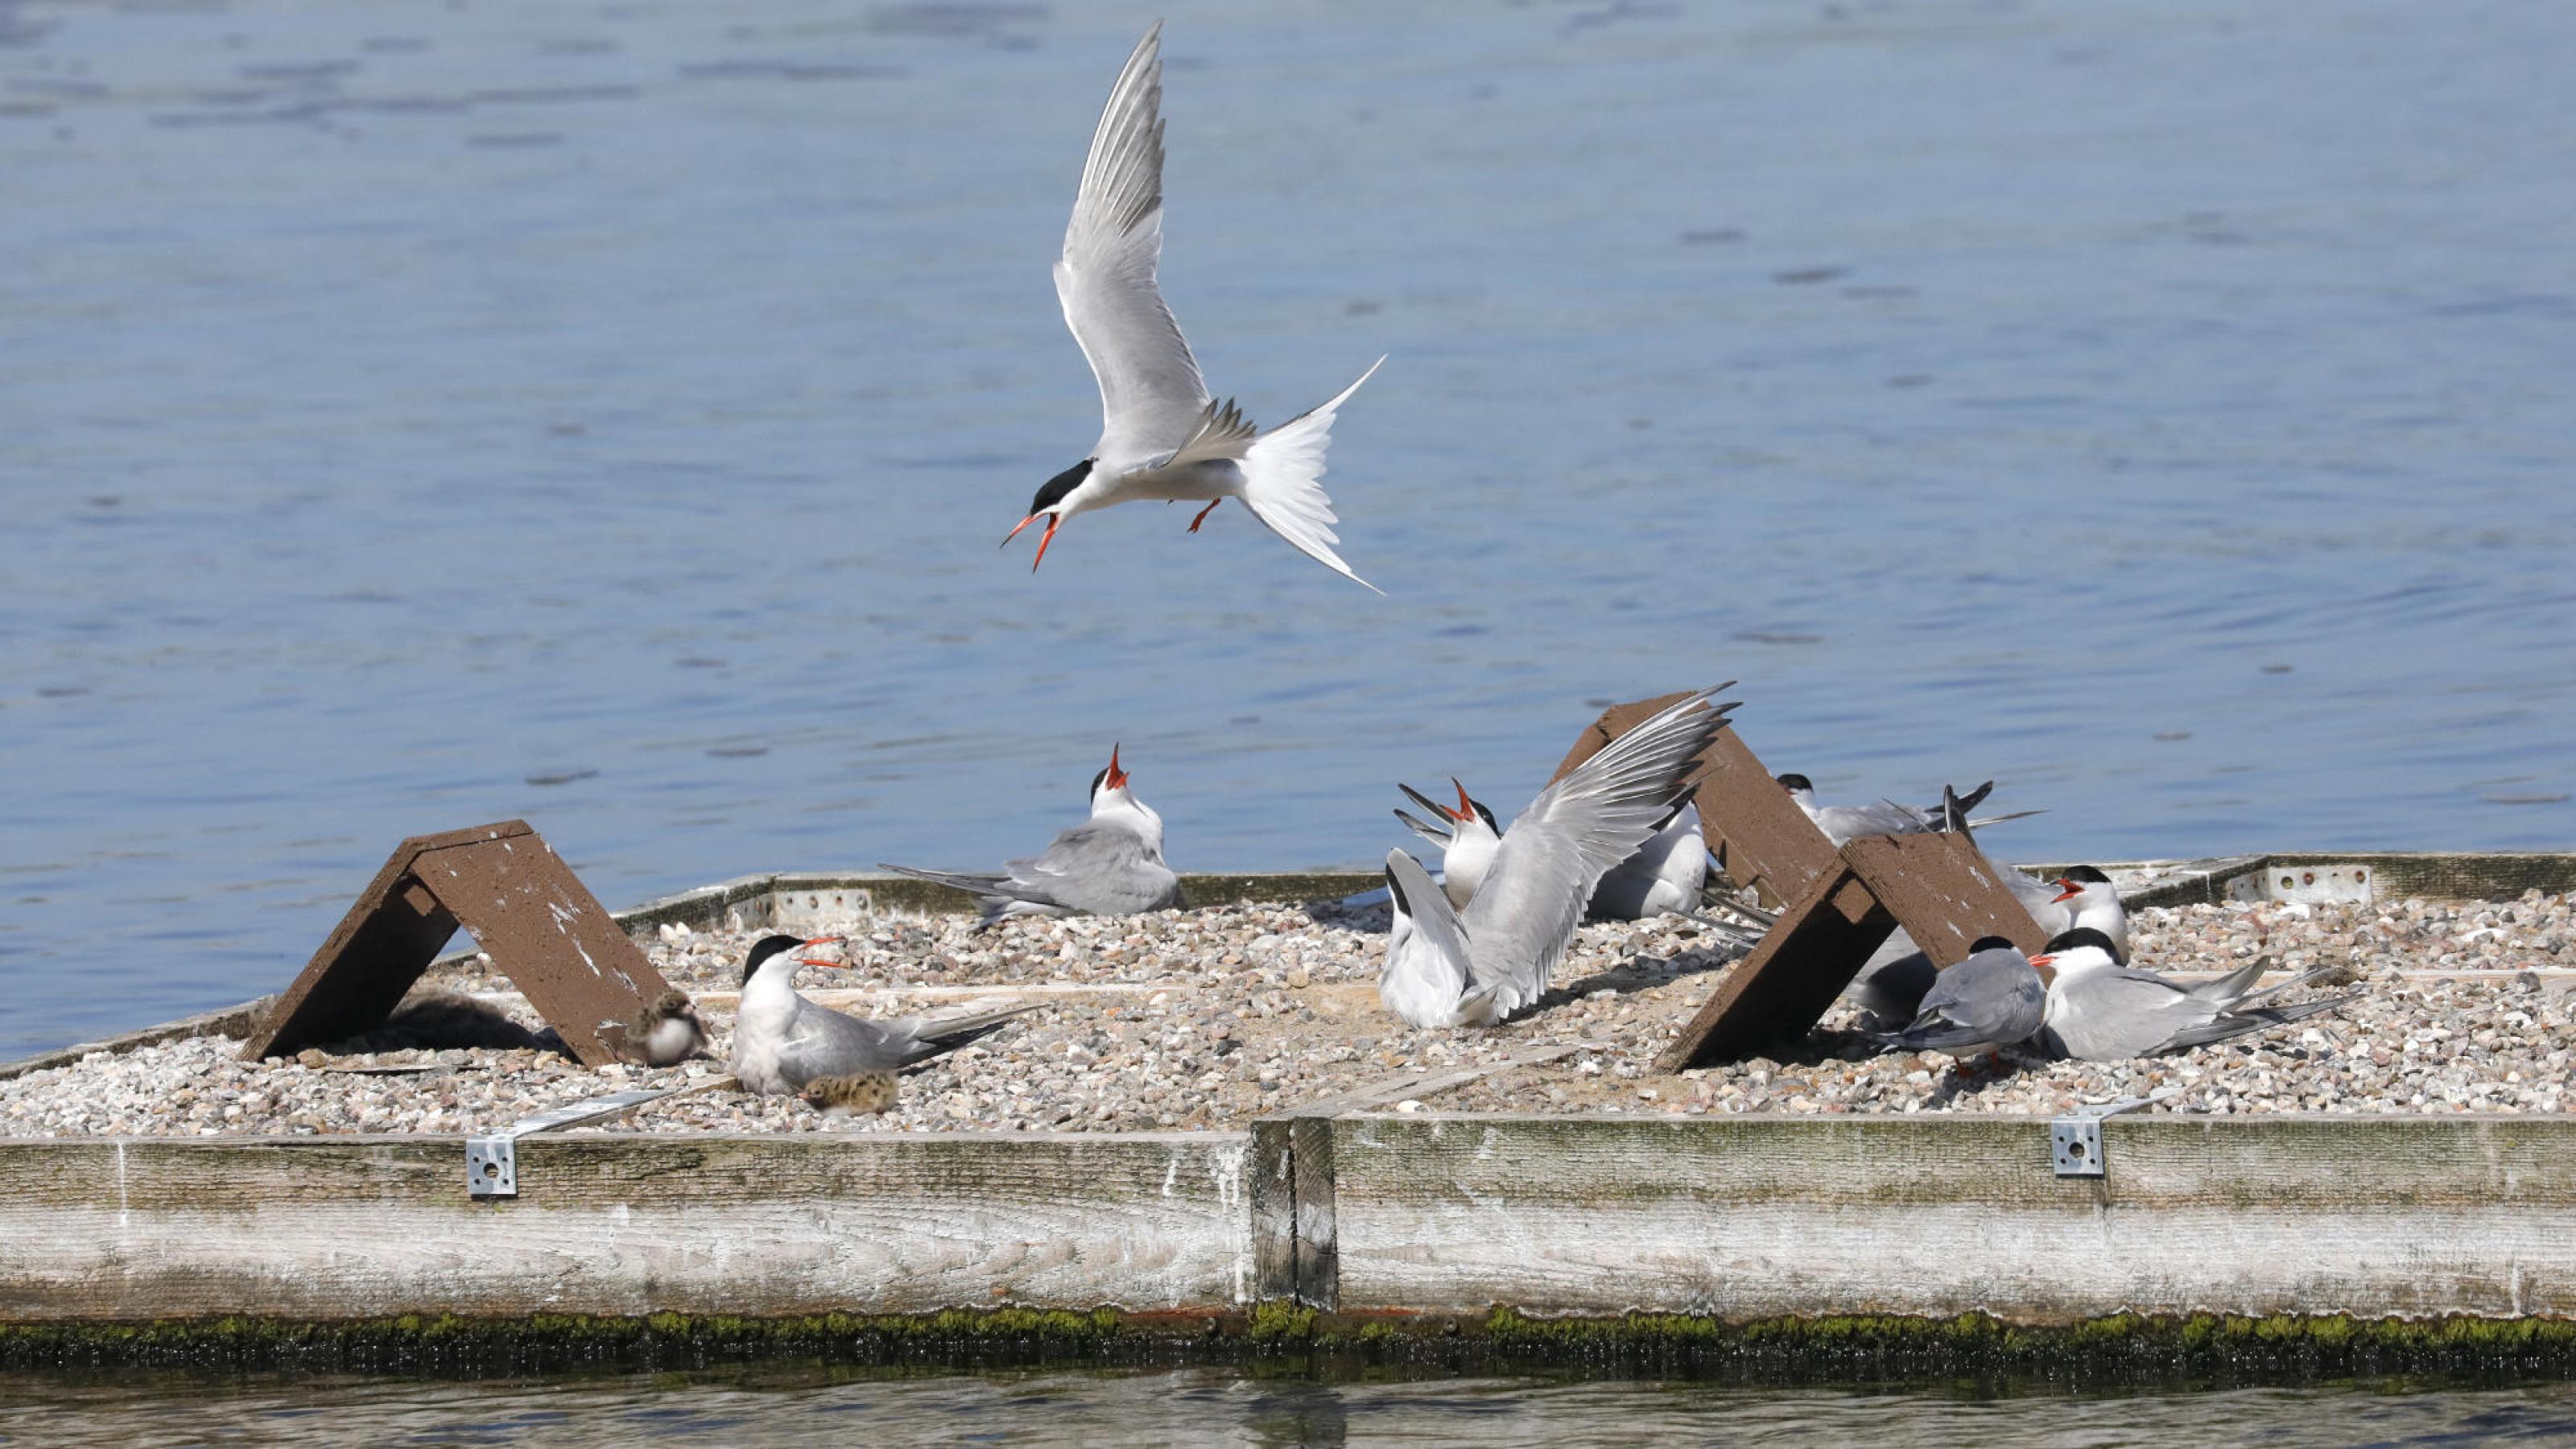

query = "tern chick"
[[626, 989, 708, 1067], [800, 1071, 900, 1119]]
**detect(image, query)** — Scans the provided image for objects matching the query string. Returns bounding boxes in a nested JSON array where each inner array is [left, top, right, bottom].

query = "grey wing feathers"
[[1914, 954, 2045, 1047], [772, 1001, 925, 1086], [1151, 396, 1260, 470], [877, 862, 1012, 898], [905, 1005, 1039, 1066], [1057, 23, 1208, 448], [1385, 848, 1473, 970], [1008, 822, 1182, 913], [1462, 687, 1734, 1010], [2157, 994, 2356, 1052], [1394, 808, 1452, 844]]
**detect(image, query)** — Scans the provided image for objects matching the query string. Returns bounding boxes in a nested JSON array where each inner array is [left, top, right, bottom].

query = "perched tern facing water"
[[880, 745, 1187, 923], [1378, 688, 1736, 1029], [1001, 23, 1385, 592]]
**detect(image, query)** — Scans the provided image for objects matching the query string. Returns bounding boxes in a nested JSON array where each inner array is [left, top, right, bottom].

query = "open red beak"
[[1448, 778, 1475, 824], [2051, 877, 2083, 903], [1104, 743, 1129, 791], [2029, 953, 2056, 970], [1002, 511, 1063, 572], [799, 935, 844, 969]]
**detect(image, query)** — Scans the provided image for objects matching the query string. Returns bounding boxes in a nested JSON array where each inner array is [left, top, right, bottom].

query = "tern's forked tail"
[[1237, 356, 1385, 594]]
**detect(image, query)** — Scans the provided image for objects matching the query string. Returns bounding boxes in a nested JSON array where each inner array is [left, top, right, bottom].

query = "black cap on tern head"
[[742, 933, 807, 989], [1775, 773, 1814, 792], [2062, 865, 2112, 885], [2041, 927, 2120, 957], [1967, 935, 2021, 955], [1030, 457, 1093, 516]]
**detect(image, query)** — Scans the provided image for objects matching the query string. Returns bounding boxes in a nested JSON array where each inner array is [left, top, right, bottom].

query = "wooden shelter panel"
[[241, 820, 668, 1067]]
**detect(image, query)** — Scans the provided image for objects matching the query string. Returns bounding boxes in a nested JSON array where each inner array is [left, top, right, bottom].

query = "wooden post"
[[240, 821, 671, 1067]]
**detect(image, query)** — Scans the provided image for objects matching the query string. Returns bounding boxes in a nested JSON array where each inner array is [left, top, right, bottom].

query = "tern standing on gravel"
[[1378, 688, 1737, 1028], [880, 745, 1187, 923], [1001, 23, 1386, 591]]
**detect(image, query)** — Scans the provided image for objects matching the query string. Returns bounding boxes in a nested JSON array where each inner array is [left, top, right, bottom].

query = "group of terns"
[[607, 26, 2349, 1111], [632, 689, 2346, 1115]]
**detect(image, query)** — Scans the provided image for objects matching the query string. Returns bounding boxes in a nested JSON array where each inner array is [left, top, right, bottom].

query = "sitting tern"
[[729, 935, 1032, 1096], [2029, 927, 2288, 1060], [1377, 687, 1736, 1029], [1872, 935, 2046, 1061], [880, 745, 1187, 923], [1001, 23, 1385, 592], [1585, 802, 1711, 922]]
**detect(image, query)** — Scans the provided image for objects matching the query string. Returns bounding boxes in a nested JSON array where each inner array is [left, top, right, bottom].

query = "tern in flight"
[[1002, 23, 1385, 591]]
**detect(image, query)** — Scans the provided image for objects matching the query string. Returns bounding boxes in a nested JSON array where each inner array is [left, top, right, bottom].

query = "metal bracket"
[[463, 1084, 708, 1199], [2050, 1091, 2172, 1178], [464, 1135, 516, 1196]]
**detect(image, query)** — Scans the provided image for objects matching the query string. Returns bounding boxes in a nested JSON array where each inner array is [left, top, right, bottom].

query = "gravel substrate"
[[5, 890, 2571, 1137]]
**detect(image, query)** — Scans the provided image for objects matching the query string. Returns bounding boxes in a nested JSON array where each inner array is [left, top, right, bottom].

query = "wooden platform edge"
[[11, 1117, 2576, 1326]]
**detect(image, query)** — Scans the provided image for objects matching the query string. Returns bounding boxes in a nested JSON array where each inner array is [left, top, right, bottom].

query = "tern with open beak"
[[1393, 778, 1502, 911], [1001, 23, 1385, 591], [880, 745, 1187, 923], [729, 935, 1033, 1098], [1378, 687, 1737, 1029]]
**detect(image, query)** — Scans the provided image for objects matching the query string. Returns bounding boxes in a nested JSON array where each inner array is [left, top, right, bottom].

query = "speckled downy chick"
[[800, 1071, 900, 1118], [627, 989, 708, 1067]]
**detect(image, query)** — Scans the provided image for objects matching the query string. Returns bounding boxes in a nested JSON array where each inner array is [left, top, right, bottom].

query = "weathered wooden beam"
[[1324, 1113, 2576, 1322], [0, 1133, 1253, 1322]]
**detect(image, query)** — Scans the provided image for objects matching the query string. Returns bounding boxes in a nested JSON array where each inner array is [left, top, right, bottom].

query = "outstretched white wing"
[[1055, 23, 1211, 463], [1463, 690, 1736, 1013]]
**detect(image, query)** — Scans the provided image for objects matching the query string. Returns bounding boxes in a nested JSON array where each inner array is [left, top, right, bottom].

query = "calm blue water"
[[5, 0, 2573, 1059], [4, 1368, 2576, 1446]]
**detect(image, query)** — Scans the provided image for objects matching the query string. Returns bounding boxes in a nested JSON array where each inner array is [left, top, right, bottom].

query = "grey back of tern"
[[880, 746, 1186, 924], [1875, 936, 2046, 1057]]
